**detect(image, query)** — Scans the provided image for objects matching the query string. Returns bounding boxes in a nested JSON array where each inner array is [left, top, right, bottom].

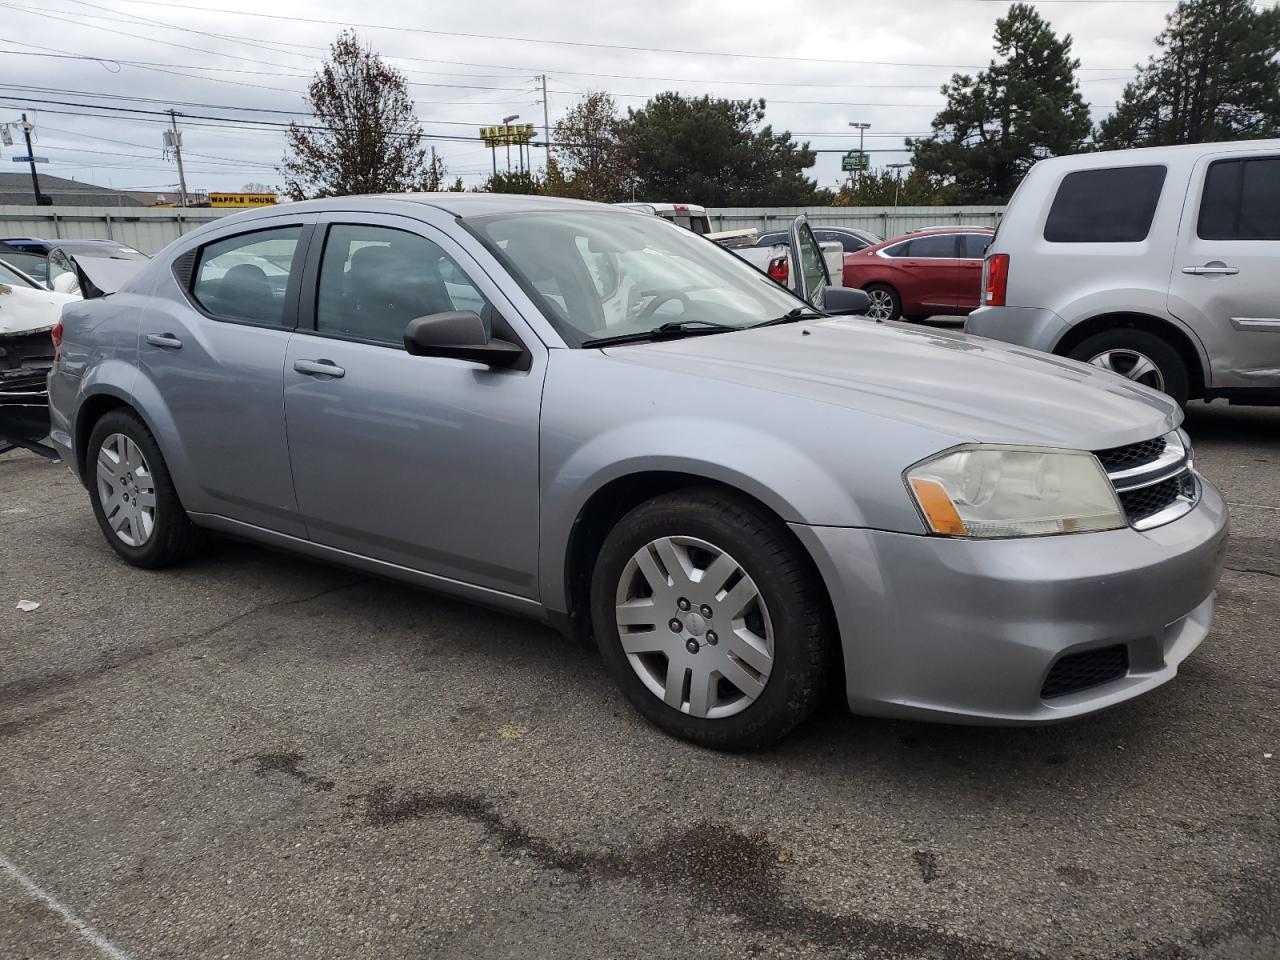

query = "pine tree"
[[1098, 0, 1280, 148], [908, 3, 1092, 202]]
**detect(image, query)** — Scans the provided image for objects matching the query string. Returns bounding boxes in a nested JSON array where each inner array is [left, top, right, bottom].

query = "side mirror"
[[403, 310, 525, 367], [821, 286, 871, 316]]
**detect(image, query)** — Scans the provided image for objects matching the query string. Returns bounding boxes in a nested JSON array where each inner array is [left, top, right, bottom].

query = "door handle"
[[1182, 265, 1240, 276], [145, 333, 183, 349], [293, 358, 345, 379]]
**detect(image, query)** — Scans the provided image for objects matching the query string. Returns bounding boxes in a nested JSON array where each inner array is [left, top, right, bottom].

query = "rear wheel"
[[87, 409, 205, 568], [590, 489, 834, 750], [863, 284, 901, 322], [1067, 329, 1190, 407]]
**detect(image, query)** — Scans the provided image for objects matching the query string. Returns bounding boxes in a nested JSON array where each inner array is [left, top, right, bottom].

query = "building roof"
[[0, 173, 145, 207]]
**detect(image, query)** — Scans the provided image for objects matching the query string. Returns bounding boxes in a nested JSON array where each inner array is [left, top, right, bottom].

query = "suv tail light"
[[51, 319, 64, 362], [767, 255, 789, 285], [982, 253, 1009, 307]]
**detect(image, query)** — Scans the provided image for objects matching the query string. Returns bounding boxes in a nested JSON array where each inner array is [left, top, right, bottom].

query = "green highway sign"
[[841, 151, 869, 172]]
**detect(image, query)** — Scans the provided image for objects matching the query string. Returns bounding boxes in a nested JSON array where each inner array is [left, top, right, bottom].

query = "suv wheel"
[[590, 489, 833, 750], [87, 409, 206, 568], [1068, 330, 1190, 407], [863, 284, 901, 322]]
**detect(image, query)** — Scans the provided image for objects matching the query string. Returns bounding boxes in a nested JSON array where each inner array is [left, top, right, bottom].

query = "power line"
[[109, 0, 1137, 71]]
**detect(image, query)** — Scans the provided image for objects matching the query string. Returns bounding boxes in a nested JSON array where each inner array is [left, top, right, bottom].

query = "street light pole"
[[502, 113, 519, 174], [888, 162, 911, 212], [847, 122, 870, 192]]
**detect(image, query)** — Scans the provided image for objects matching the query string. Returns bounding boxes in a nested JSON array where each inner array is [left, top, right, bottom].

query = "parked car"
[[0, 259, 77, 456], [0, 238, 149, 295], [48, 194, 1226, 749], [841, 227, 994, 322], [614, 202, 712, 235], [967, 139, 1280, 407], [729, 232, 847, 295], [755, 226, 882, 253]]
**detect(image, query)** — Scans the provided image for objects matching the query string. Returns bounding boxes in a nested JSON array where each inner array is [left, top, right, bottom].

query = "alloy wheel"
[[1087, 349, 1166, 392], [865, 289, 895, 321], [96, 432, 157, 547], [614, 535, 774, 719]]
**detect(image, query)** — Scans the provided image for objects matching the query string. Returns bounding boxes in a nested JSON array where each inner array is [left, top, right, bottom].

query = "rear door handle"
[[145, 333, 183, 349], [293, 358, 345, 379], [1182, 265, 1240, 276]]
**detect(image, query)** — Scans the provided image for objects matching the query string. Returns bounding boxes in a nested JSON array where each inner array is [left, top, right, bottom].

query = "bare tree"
[[280, 30, 439, 199]]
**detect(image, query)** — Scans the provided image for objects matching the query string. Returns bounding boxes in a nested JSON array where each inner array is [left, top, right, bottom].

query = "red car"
[[841, 227, 993, 322]]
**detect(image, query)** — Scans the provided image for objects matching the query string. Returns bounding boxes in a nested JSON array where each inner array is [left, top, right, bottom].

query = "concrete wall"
[[0, 204, 1008, 255]]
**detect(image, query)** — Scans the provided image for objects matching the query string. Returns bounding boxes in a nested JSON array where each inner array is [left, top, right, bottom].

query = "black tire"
[[1067, 328, 1190, 408], [86, 409, 205, 568], [590, 488, 834, 750], [863, 283, 902, 322]]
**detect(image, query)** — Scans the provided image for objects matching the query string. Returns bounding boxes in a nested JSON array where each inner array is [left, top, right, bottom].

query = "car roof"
[[1034, 137, 1280, 170]]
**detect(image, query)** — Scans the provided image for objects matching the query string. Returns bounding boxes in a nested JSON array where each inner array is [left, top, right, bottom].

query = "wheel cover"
[[865, 289, 894, 321], [614, 536, 774, 720], [1087, 349, 1166, 391], [95, 433, 157, 547]]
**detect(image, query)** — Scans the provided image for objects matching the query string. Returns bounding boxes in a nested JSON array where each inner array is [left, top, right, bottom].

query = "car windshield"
[[0, 259, 40, 288], [468, 210, 806, 347]]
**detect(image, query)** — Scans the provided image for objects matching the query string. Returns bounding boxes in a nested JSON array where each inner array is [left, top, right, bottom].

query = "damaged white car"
[[0, 260, 77, 456]]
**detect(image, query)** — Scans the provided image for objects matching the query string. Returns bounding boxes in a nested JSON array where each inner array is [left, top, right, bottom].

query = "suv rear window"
[[1043, 165, 1166, 243], [1197, 157, 1280, 241]]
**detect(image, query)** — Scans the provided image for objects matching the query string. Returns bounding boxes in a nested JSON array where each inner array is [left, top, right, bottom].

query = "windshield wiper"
[[581, 319, 739, 348], [748, 307, 827, 329]]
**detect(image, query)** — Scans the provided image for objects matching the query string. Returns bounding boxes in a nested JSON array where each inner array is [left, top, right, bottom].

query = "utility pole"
[[538, 74, 551, 172], [19, 114, 49, 206], [165, 110, 189, 208]]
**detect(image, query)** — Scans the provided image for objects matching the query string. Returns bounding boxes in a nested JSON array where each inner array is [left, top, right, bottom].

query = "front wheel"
[[863, 284, 901, 322], [1067, 329, 1190, 407], [590, 489, 834, 750]]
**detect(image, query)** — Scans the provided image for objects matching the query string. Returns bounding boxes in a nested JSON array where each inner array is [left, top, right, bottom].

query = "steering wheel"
[[636, 290, 691, 322]]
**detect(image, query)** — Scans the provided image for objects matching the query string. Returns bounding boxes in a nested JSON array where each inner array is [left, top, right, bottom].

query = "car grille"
[[1095, 432, 1197, 530], [1095, 437, 1167, 473], [1041, 645, 1130, 699], [1118, 473, 1196, 525]]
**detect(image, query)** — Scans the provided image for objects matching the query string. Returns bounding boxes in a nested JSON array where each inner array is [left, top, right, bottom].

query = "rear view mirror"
[[403, 311, 525, 367], [822, 286, 871, 316]]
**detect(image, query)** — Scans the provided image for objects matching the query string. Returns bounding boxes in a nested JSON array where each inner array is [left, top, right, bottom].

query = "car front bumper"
[[790, 475, 1229, 724]]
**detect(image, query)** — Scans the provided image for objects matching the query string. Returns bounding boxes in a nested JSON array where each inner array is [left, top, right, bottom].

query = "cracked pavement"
[[1, 401, 1277, 959]]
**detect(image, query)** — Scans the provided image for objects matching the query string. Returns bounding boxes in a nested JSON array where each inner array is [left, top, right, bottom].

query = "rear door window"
[[1197, 157, 1280, 241], [901, 234, 958, 259], [1043, 165, 1166, 243], [959, 234, 990, 259], [192, 226, 303, 327]]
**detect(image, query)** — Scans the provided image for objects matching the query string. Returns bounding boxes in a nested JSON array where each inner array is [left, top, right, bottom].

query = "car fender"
[[538, 415, 887, 617], [1053, 286, 1211, 377]]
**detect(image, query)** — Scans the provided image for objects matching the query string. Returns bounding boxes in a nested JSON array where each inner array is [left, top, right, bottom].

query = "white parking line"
[[0, 852, 135, 960]]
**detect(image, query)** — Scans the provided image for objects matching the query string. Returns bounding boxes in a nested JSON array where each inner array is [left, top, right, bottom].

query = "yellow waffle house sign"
[[209, 192, 279, 208]]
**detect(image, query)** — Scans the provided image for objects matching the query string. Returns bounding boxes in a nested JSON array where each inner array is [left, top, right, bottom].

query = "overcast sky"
[[0, 0, 1262, 198]]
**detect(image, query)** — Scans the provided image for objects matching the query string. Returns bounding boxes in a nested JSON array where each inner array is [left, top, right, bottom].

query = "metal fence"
[[705, 206, 1006, 239], [0, 205, 232, 254], [0, 204, 1009, 255]]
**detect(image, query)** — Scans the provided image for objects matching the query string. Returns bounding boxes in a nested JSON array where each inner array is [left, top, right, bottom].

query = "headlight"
[[906, 445, 1126, 538]]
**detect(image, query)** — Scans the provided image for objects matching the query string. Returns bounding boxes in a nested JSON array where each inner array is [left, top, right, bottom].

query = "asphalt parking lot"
[[1, 401, 1277, 960]]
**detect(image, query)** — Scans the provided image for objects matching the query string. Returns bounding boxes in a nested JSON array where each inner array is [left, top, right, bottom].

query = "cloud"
[[1, 0, 1182, 195]]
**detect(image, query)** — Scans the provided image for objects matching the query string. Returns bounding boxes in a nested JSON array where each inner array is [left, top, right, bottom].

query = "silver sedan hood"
[[603, 318, 1180, 450]]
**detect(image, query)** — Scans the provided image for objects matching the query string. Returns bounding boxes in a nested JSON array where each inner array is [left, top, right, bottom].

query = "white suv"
[[967, 139, 1280, 408]]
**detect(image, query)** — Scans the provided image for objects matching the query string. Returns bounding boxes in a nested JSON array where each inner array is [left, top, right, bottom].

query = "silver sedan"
[[47, 195, 1227, 748]]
